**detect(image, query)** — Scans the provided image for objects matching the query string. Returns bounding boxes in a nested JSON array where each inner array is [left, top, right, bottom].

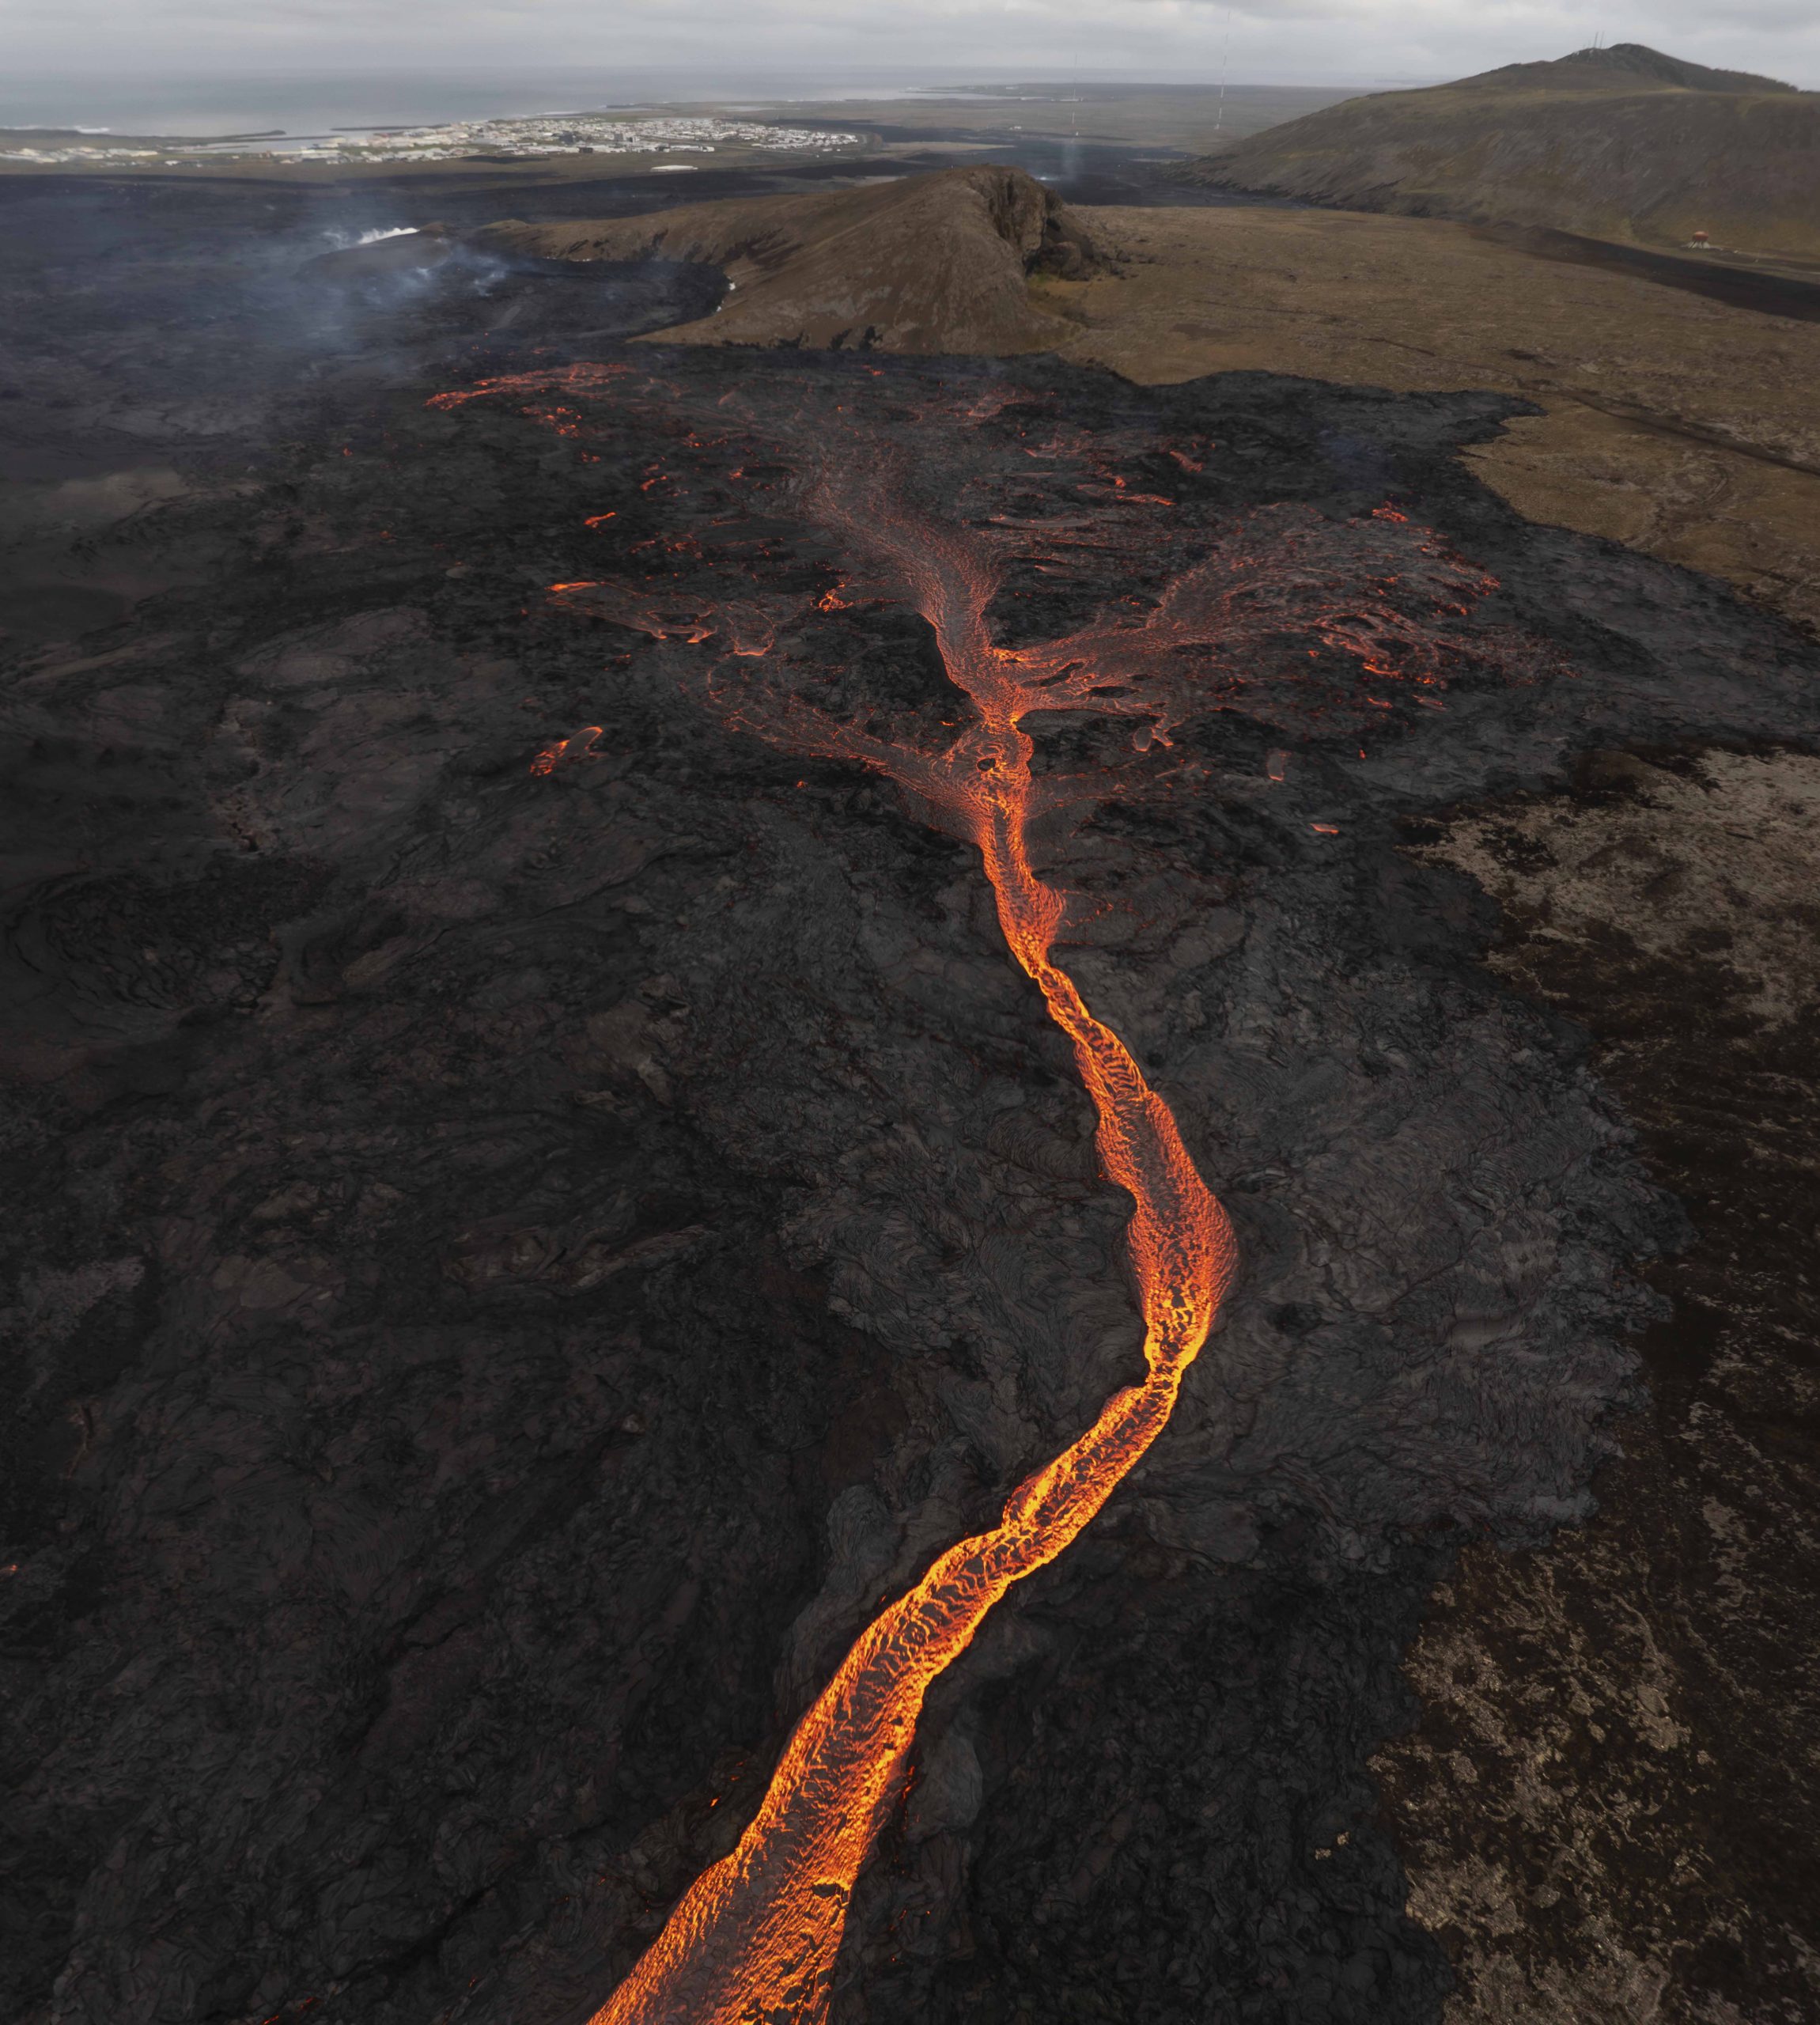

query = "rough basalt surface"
[[1376, 751, 1820, 2023], [2, 176, 1818, 2025]]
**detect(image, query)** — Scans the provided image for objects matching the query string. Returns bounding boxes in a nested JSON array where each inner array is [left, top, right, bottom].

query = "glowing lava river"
[[588, 489, 1236, 2025], [429, 359, 1545, 2023]]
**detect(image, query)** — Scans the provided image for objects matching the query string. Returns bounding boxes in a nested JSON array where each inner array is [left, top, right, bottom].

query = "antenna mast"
[[1214, 6, 1232, 136]]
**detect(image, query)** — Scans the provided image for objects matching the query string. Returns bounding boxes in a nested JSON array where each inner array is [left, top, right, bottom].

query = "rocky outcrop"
[[472, 166, 1103, 354]]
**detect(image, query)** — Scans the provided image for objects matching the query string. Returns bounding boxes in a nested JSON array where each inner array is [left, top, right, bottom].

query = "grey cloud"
[[9, 0, 1818, 88]]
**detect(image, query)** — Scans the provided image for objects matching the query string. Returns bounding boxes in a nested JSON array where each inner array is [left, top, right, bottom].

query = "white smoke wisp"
[[319, 225, 420, 250]]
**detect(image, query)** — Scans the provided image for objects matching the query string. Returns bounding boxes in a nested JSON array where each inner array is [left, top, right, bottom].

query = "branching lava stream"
[[587, 465, 1237, 2025], [432, 363, 1542, 2023]]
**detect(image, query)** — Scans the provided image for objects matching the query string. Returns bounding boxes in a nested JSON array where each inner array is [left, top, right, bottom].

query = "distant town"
[[285, 113, 865, 165], [0, 112, 865, 169]]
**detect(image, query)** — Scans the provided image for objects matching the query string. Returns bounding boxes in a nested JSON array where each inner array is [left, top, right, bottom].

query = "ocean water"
[[0, 69, 1012, 142]]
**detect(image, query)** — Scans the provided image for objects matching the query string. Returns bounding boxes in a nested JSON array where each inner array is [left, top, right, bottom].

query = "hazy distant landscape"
[[0, 79, 1360, 180]]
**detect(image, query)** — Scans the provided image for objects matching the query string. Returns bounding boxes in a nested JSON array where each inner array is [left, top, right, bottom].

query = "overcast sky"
[[9, 0, 1818, 92]]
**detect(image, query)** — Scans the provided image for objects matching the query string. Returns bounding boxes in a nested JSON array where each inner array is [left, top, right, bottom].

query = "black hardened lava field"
[[3, 177, 1818, 2025]]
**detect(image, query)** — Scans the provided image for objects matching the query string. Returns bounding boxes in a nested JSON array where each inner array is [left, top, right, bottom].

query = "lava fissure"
[[588, 460, 1233, 2025], [432, 365, 1549, 2025]]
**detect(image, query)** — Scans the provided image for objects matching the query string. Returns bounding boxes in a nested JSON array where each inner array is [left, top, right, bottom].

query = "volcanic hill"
[[1176, 43, 1820, 261], [471, 165, 1101, 354]]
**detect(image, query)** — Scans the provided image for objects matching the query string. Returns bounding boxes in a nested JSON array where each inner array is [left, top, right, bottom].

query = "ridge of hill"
[[1176, 44, 1820, 260], [1466, 42, 1799, 95], [471, 165, 1102, 354]]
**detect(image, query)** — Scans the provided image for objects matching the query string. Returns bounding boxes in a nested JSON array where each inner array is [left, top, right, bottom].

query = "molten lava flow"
[[588, 475, 1236, 2025], [432, 361, 1549, 2024]]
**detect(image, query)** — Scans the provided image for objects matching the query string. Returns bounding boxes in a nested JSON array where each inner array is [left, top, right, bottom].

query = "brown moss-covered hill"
[[1177, 43, 1820, 262], [471, 165, 1101, 354]]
